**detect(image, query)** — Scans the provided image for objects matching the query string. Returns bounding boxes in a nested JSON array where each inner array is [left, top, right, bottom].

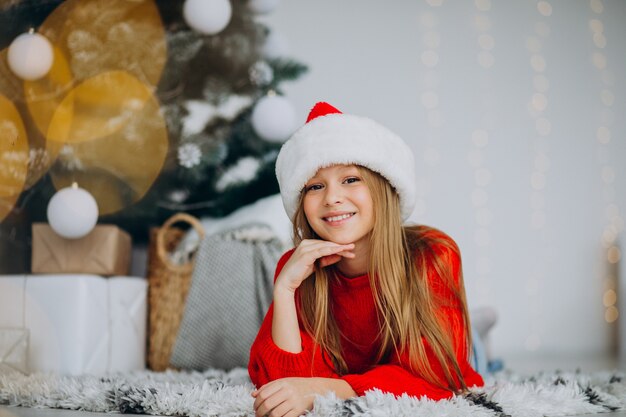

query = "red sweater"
[[248, 229, 484, 400]]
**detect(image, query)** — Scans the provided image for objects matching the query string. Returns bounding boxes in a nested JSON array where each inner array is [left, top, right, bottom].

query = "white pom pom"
[[8, 32, 54, 80], [248, 0, 280, 14], [251, 95, 296, 142], [183, 0, 232, 35], [47, 185, 99, 239]]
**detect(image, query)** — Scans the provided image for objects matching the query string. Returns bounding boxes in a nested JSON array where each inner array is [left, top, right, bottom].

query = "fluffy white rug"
[[1, 368, 625, 416]]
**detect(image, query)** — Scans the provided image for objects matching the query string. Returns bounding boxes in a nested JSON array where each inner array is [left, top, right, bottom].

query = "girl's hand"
[[274, 239, 354, 294], [251, 377, 321, 417]]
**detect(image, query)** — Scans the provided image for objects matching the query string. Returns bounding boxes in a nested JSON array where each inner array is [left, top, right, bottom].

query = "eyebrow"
[[308, 166, 359, 181]]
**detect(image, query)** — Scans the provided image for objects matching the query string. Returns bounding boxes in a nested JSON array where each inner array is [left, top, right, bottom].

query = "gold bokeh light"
[[49, 71, 168, 215], [605, 306, 619, 323], [0, 94, 29, 222], [46, 70, 157, 144], [38, 0, 166, 88], [0, 0, 170, 223], [24, 45, 74, 144]]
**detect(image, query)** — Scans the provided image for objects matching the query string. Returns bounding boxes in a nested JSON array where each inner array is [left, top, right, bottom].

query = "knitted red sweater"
[[248, 228, 484, 400]]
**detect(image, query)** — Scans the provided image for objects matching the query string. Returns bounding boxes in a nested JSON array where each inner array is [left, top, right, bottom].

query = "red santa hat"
[[275, 102, 416, 221]]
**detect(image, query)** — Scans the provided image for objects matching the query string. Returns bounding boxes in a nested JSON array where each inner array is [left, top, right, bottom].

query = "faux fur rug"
[[1, 367, 626, 416]]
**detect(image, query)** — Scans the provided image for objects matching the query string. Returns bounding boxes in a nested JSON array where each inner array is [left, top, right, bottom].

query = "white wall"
[[262, 0, 626, 359]]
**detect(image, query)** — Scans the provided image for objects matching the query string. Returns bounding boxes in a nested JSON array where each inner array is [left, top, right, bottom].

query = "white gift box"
[[0, 328, 29, 374], [0, 275, 147, 375]]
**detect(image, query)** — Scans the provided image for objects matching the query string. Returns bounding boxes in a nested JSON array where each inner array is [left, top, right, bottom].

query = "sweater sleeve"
[[248, 250, 339, 387], [340, 232, 484, 399], [341, 364, 454, 400]]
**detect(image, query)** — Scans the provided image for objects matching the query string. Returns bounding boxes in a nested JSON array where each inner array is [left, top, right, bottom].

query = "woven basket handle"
[[156, 213, 205, 271]]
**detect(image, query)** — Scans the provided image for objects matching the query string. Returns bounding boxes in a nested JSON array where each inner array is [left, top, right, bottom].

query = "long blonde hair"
[[293, 166, 472, 393]]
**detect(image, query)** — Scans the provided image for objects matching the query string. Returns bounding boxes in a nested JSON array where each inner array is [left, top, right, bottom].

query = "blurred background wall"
[[261, 0, 626, 363]]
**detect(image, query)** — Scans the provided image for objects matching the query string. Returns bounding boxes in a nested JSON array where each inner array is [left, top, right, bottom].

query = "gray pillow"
[[170, 223, 283, 371]]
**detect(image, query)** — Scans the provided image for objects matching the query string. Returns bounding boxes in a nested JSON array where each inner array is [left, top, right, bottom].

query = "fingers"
[[318, 254, 341, 268], [336, 250, 356, 258], [276, 241, 356, 292], [264, 400, 292, 417], [303, 242, 355, 262], [253, 378, 315, 417], [318, 251, 353, 268], [254, 386, 289, 417], [317, 245, 356, 267], [300, 239, 354, 251], [253, 383, 281, 412]]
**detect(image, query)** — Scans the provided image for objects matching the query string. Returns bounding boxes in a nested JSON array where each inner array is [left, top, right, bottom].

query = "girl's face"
[[303, 164, 374, 247]]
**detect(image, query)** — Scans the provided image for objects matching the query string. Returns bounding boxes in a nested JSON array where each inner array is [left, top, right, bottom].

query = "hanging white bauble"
[[261, 31, 289, 59], [7, 32, 54, 81], [47, 185, 99, 239], [183, 0, 232, 35], [251, 95, 296, 142], [249, 0, 280, 14]]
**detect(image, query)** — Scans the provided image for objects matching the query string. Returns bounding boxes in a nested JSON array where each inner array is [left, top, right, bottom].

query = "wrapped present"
[[0, 328, 29, 374], [0, 275, 147, 375], [31, 224, 132, 275]]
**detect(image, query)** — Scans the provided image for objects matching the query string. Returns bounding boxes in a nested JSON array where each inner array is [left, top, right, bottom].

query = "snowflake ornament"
[[177, 143, 202, 168], [249, 60, 273, 86]]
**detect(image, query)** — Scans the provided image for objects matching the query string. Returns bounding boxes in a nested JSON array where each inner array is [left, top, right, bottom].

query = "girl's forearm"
[[313, 378, 357, 399], [271, 287, 302, 353]]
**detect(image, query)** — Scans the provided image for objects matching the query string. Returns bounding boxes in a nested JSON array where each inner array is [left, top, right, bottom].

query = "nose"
[[323, 183, 343, 206]]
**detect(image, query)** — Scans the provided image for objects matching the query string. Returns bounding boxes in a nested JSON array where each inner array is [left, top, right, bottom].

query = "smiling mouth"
[[323, 212, 356, 223]]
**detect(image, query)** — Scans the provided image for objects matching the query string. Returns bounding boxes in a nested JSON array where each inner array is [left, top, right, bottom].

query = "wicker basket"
[[146, 213, 205, 371]]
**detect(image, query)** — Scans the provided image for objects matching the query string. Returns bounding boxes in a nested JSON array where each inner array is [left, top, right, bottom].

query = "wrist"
[[314, 378, 357, 400], [273, 283, 297, 298]]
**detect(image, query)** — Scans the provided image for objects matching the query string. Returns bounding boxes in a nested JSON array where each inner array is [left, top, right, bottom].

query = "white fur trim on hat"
[[275, 112, 416, 221]]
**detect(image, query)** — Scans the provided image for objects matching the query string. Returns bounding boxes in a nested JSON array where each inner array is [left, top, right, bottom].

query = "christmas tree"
[[0, 0, 307, 263]]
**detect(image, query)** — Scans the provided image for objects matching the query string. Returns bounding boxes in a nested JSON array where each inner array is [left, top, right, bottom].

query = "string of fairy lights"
[[415, 1, 444, 219], [586, 0, 623, 326], [470, 0, 495, 307], [419, 0, 497, 307], [416, 0, 622, 353], [522, 0, 554, 353]]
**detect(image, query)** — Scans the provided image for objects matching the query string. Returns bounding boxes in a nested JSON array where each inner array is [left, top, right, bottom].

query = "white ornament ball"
[[262, 31, 289, 59], [249, 0, 280, 14], [47, 186, 99, 239], [251, 95, 296, 142], [183, 0, 232, 35], [7, 32, 54, 81]]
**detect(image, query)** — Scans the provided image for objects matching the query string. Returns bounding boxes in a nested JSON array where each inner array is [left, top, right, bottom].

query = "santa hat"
[[275, 102, 416, 221]]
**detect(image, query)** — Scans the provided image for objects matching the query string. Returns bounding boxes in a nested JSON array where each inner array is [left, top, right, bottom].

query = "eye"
[[344, 177, 361, 184], [304, 183, 323, 192]]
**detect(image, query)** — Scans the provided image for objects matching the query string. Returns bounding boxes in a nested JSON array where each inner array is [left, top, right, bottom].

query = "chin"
[[323, 233, 361, 245], [329, 238, 353, 245], [313, 231, 345, 244]]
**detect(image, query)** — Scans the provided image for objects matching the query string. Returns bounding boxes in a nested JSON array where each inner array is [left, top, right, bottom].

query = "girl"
[[249, 102, 484, 417]]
